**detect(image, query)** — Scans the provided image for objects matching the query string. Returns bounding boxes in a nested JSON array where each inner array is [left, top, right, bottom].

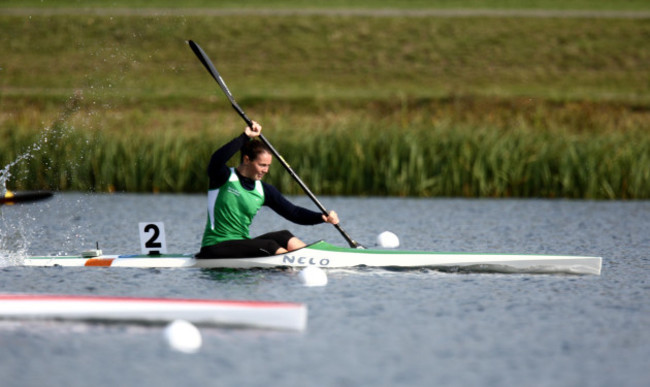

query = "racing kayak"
[[0, 294, 307, 331], [23, 241, 602, 275]]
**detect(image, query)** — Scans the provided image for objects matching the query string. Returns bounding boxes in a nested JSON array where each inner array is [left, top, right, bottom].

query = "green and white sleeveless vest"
[[201, 168, 265, 247]]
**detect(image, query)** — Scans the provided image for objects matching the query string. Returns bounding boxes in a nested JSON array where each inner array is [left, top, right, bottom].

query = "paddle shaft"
[[188, 40, 362, 249]]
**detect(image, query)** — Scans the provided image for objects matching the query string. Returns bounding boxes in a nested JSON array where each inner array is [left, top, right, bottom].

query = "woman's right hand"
[[245, 121, 262, 138]]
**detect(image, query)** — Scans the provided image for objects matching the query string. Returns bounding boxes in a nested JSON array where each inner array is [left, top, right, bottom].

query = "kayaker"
[[196, 121, 339, 258]]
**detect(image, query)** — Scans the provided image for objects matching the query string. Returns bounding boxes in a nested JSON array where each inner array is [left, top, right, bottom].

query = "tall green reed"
[[2, 104, 648, 199]]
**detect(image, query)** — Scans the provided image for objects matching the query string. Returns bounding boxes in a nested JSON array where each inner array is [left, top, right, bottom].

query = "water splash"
[[1, 91, 82, 265], [0, 218, 29, 267], [0, 91, 82, 195]]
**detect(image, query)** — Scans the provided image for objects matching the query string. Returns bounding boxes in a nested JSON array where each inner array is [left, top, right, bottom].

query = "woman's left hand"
[[322, 210, 339, 225]]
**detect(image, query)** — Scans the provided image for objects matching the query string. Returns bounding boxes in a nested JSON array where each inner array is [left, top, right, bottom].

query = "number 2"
[[144, 224, 162, 249]]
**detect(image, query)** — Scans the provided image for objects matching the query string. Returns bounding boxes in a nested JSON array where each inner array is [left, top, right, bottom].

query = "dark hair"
[[240, 139, 271, 163]]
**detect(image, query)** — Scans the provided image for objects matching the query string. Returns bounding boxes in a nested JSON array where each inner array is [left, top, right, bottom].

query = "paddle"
[[188, 40, 363, 249], [0, 190, 53, 206]]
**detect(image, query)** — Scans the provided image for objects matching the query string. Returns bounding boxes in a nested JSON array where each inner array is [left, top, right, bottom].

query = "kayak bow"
[[1, 190, 53, 205]]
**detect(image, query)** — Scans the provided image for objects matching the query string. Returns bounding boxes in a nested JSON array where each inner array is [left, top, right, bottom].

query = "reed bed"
[[2, 98, 648, 199]]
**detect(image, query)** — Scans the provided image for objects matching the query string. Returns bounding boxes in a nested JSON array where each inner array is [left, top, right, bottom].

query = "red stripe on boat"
[[84, 258, 114, 267]]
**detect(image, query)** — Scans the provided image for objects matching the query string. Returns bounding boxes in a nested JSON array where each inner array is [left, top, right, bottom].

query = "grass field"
[[3, 1, 650, 10], [1, 1, 649, 198]]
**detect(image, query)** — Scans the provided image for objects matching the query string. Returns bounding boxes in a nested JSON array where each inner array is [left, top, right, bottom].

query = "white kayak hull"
[[0, 294, 307, 331], [23, 241, 602, 275]]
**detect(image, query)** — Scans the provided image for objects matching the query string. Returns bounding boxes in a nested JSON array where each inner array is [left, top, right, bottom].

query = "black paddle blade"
[[188, 40, 221, 85], [1, 191, 53, 205], [187, 40, 254, 126]]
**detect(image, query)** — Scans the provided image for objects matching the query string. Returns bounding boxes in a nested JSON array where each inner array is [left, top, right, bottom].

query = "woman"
[[196, 121, 339, 258]]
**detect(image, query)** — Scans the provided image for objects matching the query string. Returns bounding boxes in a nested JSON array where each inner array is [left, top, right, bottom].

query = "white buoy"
[[298, 266, 328, 287], [164, 319, 202, 354], [376, 231, 400, 248]]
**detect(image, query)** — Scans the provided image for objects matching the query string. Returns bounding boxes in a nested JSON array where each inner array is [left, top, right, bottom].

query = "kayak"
[[0, 293, 307, 331], [23, 240, 602, 275]]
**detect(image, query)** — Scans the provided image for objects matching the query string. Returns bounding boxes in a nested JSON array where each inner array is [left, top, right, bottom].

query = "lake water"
[[0, 193, 648, 387]]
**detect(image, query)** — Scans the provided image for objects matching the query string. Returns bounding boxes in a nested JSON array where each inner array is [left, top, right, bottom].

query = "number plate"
[[139, 222, 167, 255]]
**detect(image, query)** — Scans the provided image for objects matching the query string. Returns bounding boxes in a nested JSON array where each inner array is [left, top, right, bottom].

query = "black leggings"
[[196, 230, 295, 258]]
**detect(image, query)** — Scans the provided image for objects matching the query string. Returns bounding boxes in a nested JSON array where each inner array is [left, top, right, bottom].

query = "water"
[[0, 194, 648, 387]]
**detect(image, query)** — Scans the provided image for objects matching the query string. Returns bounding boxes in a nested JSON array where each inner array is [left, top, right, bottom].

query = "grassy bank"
[[2, 12, 649, 103], [1, 4, 649, 198]]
